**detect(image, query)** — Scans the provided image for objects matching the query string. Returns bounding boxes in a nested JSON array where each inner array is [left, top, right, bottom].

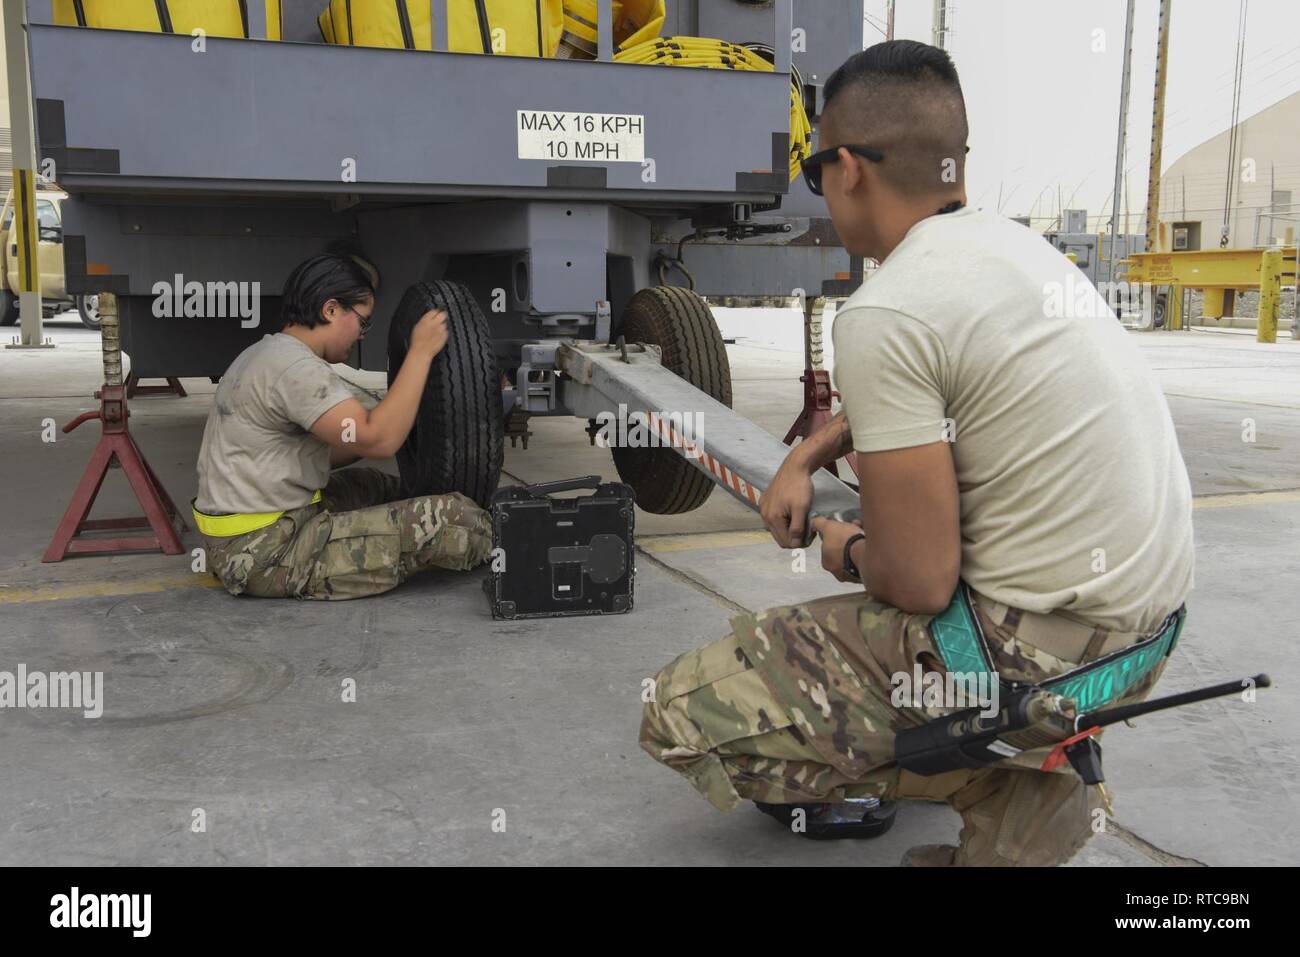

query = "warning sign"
[[517, 110, 645, 163]]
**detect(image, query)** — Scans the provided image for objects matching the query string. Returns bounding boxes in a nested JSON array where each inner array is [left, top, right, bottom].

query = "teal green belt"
[[928, 584, 1185, 714]]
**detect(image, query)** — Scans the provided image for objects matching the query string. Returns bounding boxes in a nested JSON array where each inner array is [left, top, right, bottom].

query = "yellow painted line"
[[640, 529, 772, 554], [5, 489, 1298, 603], [1193, 489, 1300, 509], [0, 571, 223, 605], [1163, 393, 1300, 412], [642, 489, 1300, 555]]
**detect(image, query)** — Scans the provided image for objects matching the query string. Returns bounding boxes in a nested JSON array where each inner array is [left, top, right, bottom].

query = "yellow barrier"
[[1259, 248, 1282, 343], [1124, 246, 1298, 337]]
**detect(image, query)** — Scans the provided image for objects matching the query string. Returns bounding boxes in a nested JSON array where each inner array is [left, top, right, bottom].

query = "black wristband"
[[843, 533, 866, 580]]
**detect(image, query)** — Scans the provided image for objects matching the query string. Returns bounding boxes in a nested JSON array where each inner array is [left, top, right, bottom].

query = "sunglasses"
[[801, 144, 885, 196], [802, 144, 970, 196]]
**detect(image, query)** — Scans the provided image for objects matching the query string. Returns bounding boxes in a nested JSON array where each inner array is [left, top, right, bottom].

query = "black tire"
[[387, 280, 503, 509], [76, 294, 102, 330], [611, 286, 732, 514], [0, 291, 17, 326]]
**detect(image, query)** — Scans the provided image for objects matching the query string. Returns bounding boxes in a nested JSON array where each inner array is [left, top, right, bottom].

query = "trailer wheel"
[[387, 280, 503, 509], [0, 291, 17, 326], [76, 294, 102, 330], [611, 286, 732, 514]]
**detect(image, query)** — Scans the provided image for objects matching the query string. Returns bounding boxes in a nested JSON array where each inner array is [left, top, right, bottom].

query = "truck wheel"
[[611, 286, 732, 514], [387, 280, 503, 510], [0, 291, 17, 326], [76, 294, 102, 330]]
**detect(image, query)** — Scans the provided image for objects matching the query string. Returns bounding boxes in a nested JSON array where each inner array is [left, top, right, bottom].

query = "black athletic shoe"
[[754, 798, 898, 840]]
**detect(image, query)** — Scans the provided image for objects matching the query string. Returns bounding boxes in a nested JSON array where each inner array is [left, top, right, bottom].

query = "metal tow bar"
[[555, 341, 861, 525]]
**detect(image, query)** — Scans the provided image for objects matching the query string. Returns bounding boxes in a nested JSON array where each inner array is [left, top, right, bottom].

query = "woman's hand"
[[309, 309, 449, 460], [409, 309, 449, 359]]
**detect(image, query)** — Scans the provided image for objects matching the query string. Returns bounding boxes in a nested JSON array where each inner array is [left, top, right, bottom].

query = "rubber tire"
[[387, 280, 503, 510], [76, 294, 101, 330], [611, 286, 732, 514], [1153, 293, 1168, 329], [0, 291, 17, 326]]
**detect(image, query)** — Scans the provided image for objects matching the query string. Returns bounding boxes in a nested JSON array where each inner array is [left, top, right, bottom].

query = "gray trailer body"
[[26, 0, 860, 370], [22, 0, 865, 515]]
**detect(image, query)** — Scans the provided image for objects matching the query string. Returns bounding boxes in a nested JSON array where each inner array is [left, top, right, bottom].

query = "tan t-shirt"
[[196, 333, 355, 515], [831, 206, 1194, 633]]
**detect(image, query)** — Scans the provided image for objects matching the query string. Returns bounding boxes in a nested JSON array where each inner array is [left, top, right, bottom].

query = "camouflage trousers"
[[202, 468, 493, 600], [640, 590, 1170, 866]]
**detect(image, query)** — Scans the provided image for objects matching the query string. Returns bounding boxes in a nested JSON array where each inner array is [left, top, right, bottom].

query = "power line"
[[1162, 46, 1299, 123], [1221, 0, 1250, 245]]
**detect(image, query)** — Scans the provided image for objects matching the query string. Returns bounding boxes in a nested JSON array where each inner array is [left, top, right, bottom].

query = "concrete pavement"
[[1, 311, 1295, 865]]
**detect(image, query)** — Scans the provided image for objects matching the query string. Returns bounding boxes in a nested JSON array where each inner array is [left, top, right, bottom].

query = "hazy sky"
[[869, 0, 1300, 230]]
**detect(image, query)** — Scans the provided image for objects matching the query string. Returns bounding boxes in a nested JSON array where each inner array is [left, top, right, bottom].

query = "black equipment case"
[[483, 475, 635, 619]]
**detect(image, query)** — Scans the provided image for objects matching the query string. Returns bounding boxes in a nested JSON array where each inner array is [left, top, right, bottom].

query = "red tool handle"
[[62, 410, 102, 434]]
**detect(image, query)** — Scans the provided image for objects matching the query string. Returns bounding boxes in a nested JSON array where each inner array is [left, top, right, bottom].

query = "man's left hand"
[[810, 516, 864, 583]]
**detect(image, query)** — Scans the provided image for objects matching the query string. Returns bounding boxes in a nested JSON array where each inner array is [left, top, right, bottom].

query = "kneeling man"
[[640, 41, 1194, 866]]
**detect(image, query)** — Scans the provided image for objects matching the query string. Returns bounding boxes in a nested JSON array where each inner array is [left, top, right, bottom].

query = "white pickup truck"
[[0, 187, 99, 329]]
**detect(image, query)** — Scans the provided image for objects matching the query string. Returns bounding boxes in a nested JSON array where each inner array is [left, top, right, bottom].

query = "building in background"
[[1157, 91, 1300, 250], [0, 11, 12, 179]]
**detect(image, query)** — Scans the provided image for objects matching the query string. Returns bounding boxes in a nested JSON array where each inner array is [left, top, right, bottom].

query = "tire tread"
[[611, 286, 731, 514], [387, 280, 503, 508]]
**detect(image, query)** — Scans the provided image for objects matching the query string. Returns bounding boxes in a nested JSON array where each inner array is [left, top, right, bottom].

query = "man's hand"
[[810, 516, 864, 583], [761, 452, 816, 548], [408, 309, 449, 358], [761, 413, 855, 548]]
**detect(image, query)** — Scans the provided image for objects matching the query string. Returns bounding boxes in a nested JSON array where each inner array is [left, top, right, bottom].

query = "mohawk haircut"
[[821, 40, 969, 198]]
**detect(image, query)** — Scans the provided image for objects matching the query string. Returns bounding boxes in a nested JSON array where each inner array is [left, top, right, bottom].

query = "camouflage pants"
[[640, 590, 1169, 866], [202, 467, 493, 600]]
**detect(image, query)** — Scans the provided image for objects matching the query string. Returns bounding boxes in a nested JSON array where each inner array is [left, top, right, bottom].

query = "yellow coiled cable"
[[613, 36, 812, 182]]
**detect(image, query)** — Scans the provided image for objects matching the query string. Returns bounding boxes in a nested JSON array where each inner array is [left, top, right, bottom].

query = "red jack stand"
[[126, 371, 187, 398], [43, 294, 186, 561], [782, 295, 859, 482]]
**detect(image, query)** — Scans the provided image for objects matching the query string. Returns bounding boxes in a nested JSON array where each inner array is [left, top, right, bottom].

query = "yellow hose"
[[614, 36, 812, 182]]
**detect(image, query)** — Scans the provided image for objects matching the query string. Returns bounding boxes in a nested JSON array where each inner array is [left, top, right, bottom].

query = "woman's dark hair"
[[280, 253, 375, 329]]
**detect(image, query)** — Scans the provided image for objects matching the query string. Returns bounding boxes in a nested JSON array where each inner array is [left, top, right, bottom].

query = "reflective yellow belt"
[[192, 490, 322, 538]]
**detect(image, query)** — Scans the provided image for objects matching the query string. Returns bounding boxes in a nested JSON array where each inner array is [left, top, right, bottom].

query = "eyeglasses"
[[345, 304, 373, 335], [800, 144, 885, 196]]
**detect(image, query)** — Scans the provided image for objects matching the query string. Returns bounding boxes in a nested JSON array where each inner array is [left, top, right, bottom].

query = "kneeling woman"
[[194, 253, 492, 599]]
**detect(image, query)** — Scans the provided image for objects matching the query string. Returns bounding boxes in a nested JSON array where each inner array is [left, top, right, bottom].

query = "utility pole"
[[886, 0, 896, 41], [3, 0, 50, 350], [1107, 0, 1136, 285], [1144, 0, 1173, 254]]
